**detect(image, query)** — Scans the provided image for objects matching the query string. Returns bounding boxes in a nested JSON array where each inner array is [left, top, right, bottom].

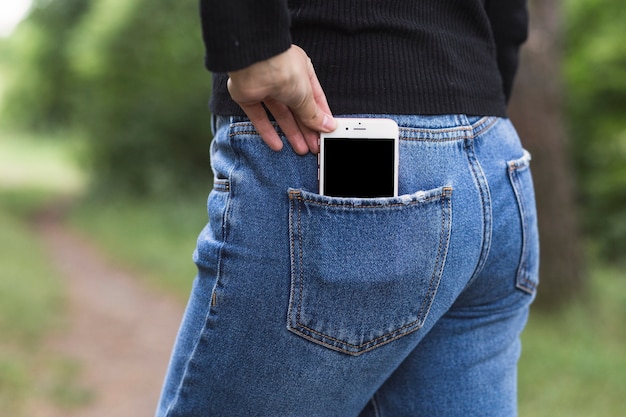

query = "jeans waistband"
[[211, 114, 500, 139]]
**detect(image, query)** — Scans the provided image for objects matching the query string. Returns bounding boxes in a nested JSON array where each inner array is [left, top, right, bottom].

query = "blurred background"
[[0, 0, 624, 415]]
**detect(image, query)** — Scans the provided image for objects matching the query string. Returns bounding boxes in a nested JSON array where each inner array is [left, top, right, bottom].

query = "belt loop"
[[210, 113, 218, 136], [456, 114, 470, 129]]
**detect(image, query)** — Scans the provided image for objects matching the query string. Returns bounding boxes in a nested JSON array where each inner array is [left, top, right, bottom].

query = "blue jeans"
[[156, 114, 539, 417]]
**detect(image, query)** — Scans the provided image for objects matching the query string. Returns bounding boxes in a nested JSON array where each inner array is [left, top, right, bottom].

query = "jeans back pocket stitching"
[[508, 151, 538, 294], [287, 188, 452, 355], [416, 187, 453, 323]]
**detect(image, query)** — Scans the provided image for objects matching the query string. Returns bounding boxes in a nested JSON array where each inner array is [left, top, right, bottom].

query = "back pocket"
[[508, 150, 540, 295], [287, 186, 452, 355]]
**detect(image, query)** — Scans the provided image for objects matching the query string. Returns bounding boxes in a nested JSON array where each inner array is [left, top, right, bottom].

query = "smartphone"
[[319, 118, 399, 198]]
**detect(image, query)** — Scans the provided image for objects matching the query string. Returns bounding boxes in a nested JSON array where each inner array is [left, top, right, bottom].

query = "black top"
[[200, 0, 528, 117]]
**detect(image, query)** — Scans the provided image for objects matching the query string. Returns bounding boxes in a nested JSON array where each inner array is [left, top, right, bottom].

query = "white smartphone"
[[319, 118, 399, 198]]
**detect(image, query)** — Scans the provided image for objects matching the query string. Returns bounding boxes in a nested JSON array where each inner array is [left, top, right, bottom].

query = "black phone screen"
[[322, 138, 395, 198]]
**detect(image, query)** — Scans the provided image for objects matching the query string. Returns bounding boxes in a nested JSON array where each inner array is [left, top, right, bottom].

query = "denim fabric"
[[156, 114, 539, 417]]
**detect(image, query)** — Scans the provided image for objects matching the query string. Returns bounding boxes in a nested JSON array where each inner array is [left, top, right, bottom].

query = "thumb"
[[287, 53, 337, 133]]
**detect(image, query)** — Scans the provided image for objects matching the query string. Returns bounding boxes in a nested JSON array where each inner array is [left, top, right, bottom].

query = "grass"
[[0, 131, 90, 416], [0, 195, 63, 344], [519, 265, 626, 416], [0, 191, 70, 416], [68, 192, 208, 301]]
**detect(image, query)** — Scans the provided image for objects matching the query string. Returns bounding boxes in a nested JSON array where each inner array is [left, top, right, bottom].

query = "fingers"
[[306, 57, 335, 127], [266, 52, 332, 154], [238, 102, 284, 152], [226, 45, 336, 154], [263, 99, 310, 155], [239, 100, 311, 156], [283, 53, 336, 136], [299, 122, 321, 155]]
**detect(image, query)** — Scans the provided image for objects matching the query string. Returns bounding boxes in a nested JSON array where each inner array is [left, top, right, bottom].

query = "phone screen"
[[322, 138, 396, 198]]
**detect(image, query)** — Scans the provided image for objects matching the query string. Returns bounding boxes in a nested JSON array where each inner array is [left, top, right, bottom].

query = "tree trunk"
[[508, 0, 586, 310]]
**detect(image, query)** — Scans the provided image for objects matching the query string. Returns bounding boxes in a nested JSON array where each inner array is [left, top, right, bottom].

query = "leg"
[[370, 289, 531, 417]]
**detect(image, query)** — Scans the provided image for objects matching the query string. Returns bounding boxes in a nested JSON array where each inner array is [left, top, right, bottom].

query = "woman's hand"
[[227, 45, 337, 155]]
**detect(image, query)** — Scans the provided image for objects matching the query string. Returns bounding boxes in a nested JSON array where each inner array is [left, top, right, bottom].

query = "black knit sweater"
[[200, 0, 528, 118]]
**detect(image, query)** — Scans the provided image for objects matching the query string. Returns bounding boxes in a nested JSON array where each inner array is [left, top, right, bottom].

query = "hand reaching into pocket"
[[227, 45, 337, 155]]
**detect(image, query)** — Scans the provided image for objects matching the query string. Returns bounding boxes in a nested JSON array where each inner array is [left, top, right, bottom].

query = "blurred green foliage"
[[2, 0, 213, 196], [1, 0, 89, 130], [2, 0, 626, 260], [565, 0, 626, 261]]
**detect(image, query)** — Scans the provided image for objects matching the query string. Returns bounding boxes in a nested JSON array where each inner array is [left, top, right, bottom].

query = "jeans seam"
[[287, 189, 448, 209], [162, 123, 238, 415], [213, 124, 238, 300], [463, 136, 493, 287], [416, 187, 452, 322], [371, 394, 382, 417], [397, 117, 497, 141], [508, 157, 537, 294], [472, 116, 499, 137], [293, 192, 305, 330]]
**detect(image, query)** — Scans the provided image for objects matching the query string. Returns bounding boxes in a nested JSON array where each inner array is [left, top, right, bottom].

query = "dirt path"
[[32, 209, 185, 417]]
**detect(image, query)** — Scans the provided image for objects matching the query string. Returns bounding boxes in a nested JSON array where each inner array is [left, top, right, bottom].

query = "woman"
[[157, 1, 538, 415]]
